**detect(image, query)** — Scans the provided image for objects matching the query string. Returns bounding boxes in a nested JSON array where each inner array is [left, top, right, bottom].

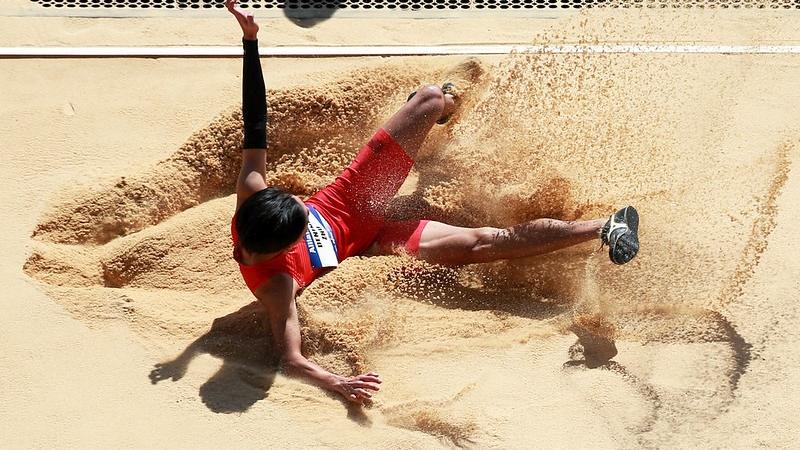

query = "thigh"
[[311, 130, 413, 219], [308, 129, 415, 258], [415, 221, 500, 266], [373, 220, 428, 256], [375, 220, 500, 266]]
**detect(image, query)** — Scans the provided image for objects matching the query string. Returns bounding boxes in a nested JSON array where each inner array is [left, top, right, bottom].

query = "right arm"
[[235, 39, 268, 210], [232, 3, 269, 210], [236, 149, 267, 210], [254, 275, 382, 404]]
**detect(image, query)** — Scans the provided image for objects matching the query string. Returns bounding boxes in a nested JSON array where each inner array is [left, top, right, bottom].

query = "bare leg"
[[382, 85, 456, 160], [413, 218, 606, 266]]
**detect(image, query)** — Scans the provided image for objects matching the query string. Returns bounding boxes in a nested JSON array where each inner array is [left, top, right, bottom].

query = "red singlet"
[[231, 128, 429, 294]]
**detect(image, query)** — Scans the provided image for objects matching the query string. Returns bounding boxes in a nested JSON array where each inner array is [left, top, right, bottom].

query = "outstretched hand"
[[334, 372, 383, 405], [226, 0, 259, 40]]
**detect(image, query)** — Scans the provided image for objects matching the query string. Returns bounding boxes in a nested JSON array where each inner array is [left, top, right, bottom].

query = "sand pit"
[[5, 6, 800, 449]]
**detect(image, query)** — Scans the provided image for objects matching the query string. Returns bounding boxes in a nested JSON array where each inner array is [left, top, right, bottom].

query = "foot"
[[406, 82, 458, 124], [226, 0, 259, 40], [600, 206, 639, 265]]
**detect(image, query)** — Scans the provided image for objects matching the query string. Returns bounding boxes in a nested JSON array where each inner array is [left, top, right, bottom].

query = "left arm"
[[254, 276, 382, 404]]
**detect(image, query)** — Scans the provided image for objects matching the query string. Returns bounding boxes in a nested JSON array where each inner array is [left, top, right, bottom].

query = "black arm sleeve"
[[242, 39, 268, 149]]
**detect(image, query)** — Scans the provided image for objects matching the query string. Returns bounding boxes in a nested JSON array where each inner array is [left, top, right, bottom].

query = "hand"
[[226, 0, 259, 40], [333, 372, 382, 404]]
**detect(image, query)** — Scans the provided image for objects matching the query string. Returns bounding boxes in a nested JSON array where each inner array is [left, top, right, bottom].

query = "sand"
[[3, 6, 800, 449]]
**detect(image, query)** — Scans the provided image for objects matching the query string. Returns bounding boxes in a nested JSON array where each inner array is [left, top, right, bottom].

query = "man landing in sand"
[[225, 0, 639, 405]]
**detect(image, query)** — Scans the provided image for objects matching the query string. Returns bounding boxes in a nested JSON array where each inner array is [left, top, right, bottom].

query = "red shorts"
[[232, 128, 429, 293]]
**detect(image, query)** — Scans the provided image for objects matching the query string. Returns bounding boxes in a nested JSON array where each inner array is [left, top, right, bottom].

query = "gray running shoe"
[[600, 206, 640, 265]]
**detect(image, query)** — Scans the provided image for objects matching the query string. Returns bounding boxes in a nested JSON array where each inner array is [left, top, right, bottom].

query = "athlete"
[[225, 0, 639, 405]]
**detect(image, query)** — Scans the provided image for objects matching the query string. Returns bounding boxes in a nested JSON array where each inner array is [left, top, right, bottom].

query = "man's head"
[[235, 187, 308, 255]]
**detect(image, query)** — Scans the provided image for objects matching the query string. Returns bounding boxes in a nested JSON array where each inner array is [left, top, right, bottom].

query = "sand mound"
[[23, 27, 800, 444]]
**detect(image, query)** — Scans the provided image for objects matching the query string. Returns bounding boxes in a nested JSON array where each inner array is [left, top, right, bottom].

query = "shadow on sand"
[[148, 301, 372, 423], [149, 302, 277, 413], [282, 0, 345, 28]]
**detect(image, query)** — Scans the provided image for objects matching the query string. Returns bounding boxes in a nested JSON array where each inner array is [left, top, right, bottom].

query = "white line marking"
[[3, 44, 800, 57]]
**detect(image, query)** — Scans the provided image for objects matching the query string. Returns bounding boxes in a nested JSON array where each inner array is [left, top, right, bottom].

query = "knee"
[[465, 227, 503, 262], [472, 227, 501, 249], [409, 85, 446, 117]]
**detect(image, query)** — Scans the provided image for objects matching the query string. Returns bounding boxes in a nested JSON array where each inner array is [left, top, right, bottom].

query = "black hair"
[[235, 188, 308, 254]]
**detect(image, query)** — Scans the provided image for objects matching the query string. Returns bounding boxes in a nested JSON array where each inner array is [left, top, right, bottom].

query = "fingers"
[[347, 388, 373, 403], [351, 381, 381, 392], [343, 372, 383, 404], [354, 388, 372, 399], [356, 373, 382, 384]]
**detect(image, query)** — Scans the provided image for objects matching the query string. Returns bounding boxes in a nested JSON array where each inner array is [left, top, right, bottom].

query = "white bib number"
[[304, 206, 339, 269]]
